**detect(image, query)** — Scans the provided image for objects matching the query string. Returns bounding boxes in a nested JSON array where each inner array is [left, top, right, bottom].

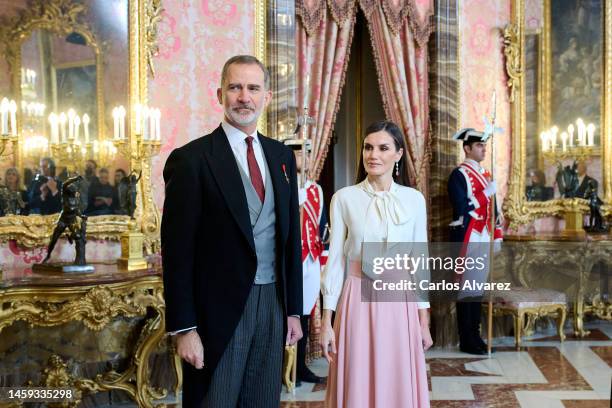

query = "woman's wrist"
[[322, 309, 333, 326]]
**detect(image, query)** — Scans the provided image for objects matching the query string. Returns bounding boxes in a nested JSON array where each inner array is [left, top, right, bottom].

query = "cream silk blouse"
[[322, 179, 431, 311]]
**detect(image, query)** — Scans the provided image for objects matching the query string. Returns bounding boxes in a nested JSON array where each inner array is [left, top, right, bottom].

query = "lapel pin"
[[282, 164, 289, 183]]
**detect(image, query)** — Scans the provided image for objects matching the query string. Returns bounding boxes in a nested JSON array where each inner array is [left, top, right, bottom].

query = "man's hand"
[[285, 316, 303, 346], [176, 329, 204, 369], [47, 178, 58, 195], [484, 180, 497, 197]]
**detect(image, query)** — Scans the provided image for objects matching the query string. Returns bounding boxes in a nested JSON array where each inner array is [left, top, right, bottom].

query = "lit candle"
[[155, 108, 161, 141], [576, 119, 585, 146], [48, 113, 58, 144], [567, 124, 574, 147], [134, 104, 142, 135], [112, 107, 119, 140], [540, 132, 547, 152], [142, 107, 150, 140], [119, 106, 126, 140], [67, 109, 75, 139], [74, 115, 81, 142], [59, 112, 67, 142], [561, 131, 568, 152], [9, 99, 17, 136], [551, 126, 558, 151], [587, 123, 595, 146], [149, 108, 156, 141], [82, 114, 90, 144], [1, 98, 9, 135]]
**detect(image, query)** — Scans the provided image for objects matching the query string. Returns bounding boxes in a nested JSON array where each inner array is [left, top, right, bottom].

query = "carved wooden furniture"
[[0, 262, 180, 407], [489, 287, 567, 349], [499, 234, 612, 338]]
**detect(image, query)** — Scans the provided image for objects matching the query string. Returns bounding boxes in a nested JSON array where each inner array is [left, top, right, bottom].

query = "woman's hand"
[[421, 324, 433, 351], [418, 308, 433, 351], [319, 317, 336, 363]]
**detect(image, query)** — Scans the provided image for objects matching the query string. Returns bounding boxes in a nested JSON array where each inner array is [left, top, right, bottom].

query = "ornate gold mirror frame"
[[1, 0, 105, 172], [503, 0, 612, 229], [0, 0, 163, 250]]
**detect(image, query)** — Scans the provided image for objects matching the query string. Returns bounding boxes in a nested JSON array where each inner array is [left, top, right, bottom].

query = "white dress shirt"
[[322, 179, 430, 311], [222, 121, 267, 187]]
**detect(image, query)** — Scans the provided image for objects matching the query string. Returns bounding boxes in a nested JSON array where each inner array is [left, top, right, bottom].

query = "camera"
[[34, 173, 49, 184]]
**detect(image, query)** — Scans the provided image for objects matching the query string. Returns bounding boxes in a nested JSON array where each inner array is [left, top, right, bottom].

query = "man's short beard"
[[226, 106, 261, 127]]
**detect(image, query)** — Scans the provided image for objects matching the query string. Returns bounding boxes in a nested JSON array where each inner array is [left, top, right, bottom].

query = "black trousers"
[[202, 284, 284, 408], [296, 315, 310, 375], [456, 297, 484, 348]]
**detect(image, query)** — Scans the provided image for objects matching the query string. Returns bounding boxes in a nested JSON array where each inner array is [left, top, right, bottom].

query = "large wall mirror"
[[0, 0, 162, 249], [504, 0, 612, 228]]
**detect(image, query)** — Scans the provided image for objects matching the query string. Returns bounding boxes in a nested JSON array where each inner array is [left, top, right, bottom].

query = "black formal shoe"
[[297, 368, 326, 384], [473, 337, 497, 353], [459, 344, 488, 355]]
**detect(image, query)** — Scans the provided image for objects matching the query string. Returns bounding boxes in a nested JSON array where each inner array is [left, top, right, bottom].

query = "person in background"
[[112, 168, 127, 213], [526, 169, 553, 201], [28, 157, 62, 215], [448, 128, 503, 355], [283, 137, 327, 386], [575, 161, 598, 198], [0, 167, 28, 215], [79, 159, 99, 211], [85, 168, 114, 215]]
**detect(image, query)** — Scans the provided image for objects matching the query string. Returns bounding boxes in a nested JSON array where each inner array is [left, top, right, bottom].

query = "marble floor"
[[279, 321, 612, 408], [100, 321, 611, 408]]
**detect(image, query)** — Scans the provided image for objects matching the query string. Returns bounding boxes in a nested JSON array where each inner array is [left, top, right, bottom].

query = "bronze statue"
[[43, 175, 88, 265], [584, 179, 609, 233], [555, 161, 579, 198], [118, 170, 142, 218]]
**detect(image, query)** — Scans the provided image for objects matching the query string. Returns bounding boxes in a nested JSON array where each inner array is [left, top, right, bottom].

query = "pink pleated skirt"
[[325, 262, 430, 408]]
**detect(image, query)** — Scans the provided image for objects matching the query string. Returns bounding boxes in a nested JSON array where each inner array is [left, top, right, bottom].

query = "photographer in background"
[[27, 157, 62, 215]]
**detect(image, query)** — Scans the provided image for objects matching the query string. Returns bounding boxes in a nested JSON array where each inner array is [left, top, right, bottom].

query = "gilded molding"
[[1, 276, 174, 408], [0, 214, 131, 247], [255, 0, 268, 135], [0, 0, 105, 172], [503, 0, 612, 228], [503, 239, 612, 337], [502, 23, 521, 103], [0, 0, 163, 249], [144, 0, 163, 77]]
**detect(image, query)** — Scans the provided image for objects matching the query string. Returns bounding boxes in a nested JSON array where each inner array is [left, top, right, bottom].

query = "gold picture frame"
[[0, 0, 163, 250], [503, 0, 612, 229]]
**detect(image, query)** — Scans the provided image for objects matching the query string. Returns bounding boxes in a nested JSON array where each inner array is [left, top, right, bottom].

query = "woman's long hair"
[[4, 167, 21, 191], [356, 120, 411, 187]]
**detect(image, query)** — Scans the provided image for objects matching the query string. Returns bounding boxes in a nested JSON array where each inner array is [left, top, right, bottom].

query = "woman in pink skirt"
[[320, 120, 432, 408]]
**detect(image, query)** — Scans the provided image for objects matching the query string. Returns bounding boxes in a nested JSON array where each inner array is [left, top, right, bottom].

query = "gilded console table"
[[501, 234, 612, 337], [0, 262, 179, 408]]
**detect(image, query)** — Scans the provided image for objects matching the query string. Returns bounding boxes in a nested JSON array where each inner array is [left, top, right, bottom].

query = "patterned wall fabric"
[[0, 0, 256, 266]]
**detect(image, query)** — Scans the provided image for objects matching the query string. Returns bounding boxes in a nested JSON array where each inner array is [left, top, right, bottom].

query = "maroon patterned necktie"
[[245, 136, 265, 202]]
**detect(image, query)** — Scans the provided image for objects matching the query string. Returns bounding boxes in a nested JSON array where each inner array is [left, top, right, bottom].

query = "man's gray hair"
[[220, 55, 270, 90]]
